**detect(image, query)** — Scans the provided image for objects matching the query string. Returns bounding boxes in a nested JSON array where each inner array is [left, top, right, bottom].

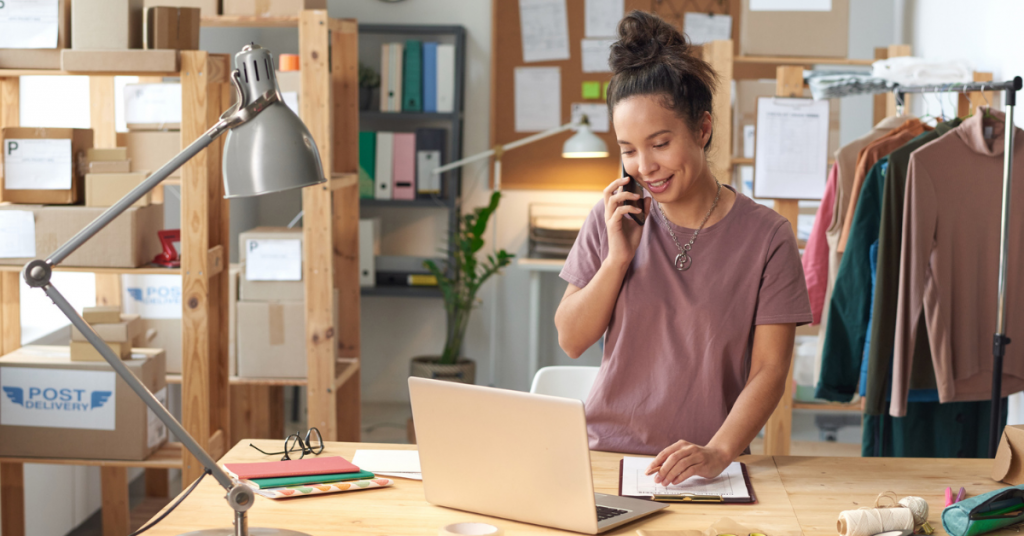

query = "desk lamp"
[[22, 44, 322, 536]]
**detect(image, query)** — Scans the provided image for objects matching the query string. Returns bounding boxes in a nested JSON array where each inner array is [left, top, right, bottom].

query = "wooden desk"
[[141, 441, 1004, 536]]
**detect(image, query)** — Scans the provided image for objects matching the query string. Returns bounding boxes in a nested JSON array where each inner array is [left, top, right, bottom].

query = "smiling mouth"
[[646, 174, 673, 189]]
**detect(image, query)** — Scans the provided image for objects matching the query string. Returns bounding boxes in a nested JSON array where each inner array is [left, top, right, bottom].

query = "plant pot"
[[359, 86, 373, 110], [409, 356, 476, 384]]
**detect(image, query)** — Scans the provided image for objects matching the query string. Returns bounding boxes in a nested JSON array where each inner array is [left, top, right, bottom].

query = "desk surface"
[[144, 441, 1005, 536]]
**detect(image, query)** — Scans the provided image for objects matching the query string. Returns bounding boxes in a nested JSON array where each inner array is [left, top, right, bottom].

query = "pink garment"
[[560, 189, 812, 455], [803, 164, 837, 325], [891, 109, 1024, 416]]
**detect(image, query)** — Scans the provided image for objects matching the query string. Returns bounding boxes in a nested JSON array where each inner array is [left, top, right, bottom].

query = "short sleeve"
[[559, 200, 607, 289], [754, 221, 813, 326]]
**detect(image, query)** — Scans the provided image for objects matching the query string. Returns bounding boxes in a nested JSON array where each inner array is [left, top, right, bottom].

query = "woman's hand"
[[645, 440, 731, 485], [603, 177, 650, 268]]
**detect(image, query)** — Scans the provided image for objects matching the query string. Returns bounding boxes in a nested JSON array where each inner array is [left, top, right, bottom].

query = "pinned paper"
[[519, 0, 570, 63], [584, 0, 623, 37], [515, 67, 561, 132], [0, 0, 59, 49], [750, 0, 831, 10], [245, 239, 302, 281], [3, 138, 72, 190], [581, 38, 614, 73], [753, 97, 830, 200], [0, 211, 36, 258], [683, 13, 732, 45], [571, 103, 609, 133], [581, 81, 601, 100]]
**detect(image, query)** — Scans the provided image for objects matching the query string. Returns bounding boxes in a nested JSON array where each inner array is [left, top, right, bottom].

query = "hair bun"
[[610, 10, 691, 73]]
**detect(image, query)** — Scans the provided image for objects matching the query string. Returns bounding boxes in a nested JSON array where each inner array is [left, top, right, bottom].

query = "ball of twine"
[[898, 496, 930, 528]]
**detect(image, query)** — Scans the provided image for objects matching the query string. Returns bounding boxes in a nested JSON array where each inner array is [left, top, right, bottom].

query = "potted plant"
[[412, 192, 514, 384], [358, 62, 380, 111]]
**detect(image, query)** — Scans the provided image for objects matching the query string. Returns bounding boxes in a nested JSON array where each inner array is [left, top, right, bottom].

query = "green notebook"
[[402, 40, 423, 112], [250, 469, 376, 489], [358, 131, 376, 198]]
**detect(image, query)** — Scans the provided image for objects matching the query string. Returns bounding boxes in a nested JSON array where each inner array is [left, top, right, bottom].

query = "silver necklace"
[[657, 179, 721, 271]]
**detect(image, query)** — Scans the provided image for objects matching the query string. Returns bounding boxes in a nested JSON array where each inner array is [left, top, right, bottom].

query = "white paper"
[[352, 449, 421, 473], [519, 0, 570, 63], [1, 367, 116, 430], [683, 13, 732, 45], [515, 67, 561, 132], [122, 274, 182, 319], [750, 0, 831, 11], [124, 83, 182, 126], [571, 103, 609, 133], [282, 91, 299, 116], [147, 387, 168, 448], [245, 239, 302, 281], [584, 0, 623, 38], [753, 97, 829, 200], [743, 124, 755, 159], [0, 0, 59, 49], [377, 472, 423, 481], [581, 38, 614, 73], [0, 211, 36, 258], [4, 138, 71, 190], [620, 457, 749, 499]]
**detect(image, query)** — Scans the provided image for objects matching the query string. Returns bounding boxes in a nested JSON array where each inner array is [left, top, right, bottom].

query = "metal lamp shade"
[[562, 123, 609, 158]]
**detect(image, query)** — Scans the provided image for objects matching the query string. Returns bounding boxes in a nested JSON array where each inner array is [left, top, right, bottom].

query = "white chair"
[[529, 365, 601, 403]]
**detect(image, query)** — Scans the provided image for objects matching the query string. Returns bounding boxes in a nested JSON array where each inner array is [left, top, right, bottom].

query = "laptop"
[[408, 377, 667, 534]]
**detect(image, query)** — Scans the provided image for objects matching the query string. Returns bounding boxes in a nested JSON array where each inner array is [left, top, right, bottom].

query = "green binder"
[[402, 40, 423, 112], [250, 469, 377, 489], [359, 131, 376, 198]]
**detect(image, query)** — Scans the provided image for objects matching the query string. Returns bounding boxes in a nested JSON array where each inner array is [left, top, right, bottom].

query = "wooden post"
[[0, 462, 25, 536], [702, 40, 733, 185], [230, 385, 285, 445], [99, 466, 129, 536], [89, 76, 118, 148], [0, 77, 19, 202], [873, 47, 889, 126], [180, 50, 231, 484], [762, 65, 804, 457], [885, 45, 912, 117], [959, 72, 994, 118], [1, 272, 19, 355]]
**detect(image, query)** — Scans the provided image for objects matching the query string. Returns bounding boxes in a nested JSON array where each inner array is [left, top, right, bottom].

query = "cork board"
[[491, 0, 736, 190]]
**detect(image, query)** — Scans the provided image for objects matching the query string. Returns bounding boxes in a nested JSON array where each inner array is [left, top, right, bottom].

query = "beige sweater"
[[892, 109, 1024, 416]]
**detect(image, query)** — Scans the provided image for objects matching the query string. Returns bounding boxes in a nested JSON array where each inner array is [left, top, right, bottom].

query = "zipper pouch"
[[942, 486, 1024, 536]]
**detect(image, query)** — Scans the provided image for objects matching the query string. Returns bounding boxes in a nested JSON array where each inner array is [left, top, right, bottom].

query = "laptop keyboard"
[[596, 505, 629, 522]]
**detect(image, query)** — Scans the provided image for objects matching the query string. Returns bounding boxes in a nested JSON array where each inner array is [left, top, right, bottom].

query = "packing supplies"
[[125, 130, 181, 178], [236, 291, 338, 378], [70, 340, 132, 361], [238, 226, 303, 302], [61, 49, 179, 73], [142, 0, 216, 19], [71, 314, 142, 342], [71, 0, 144, 49], [0, 0, 71, 69], [35, 204, 163, 267], [83, 306, 123, 324], [2, 127, 93, 204], [143, 6, 200, 51], [85, 172, 151, 208]]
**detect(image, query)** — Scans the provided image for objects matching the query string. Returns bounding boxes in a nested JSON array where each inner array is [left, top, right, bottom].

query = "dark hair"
[[607, 10, 718, 151]]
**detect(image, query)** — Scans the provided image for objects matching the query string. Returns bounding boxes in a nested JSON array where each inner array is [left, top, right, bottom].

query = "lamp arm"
[[432, 121, 576, 175]]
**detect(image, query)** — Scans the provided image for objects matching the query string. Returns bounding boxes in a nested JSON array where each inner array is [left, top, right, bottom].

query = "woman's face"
[[612, 94, 712, 204]]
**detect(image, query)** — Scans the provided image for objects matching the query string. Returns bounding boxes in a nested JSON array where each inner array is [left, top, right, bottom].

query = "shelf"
[[361, 286, 442, 298], [0, 442, 182, 469], [734, 55, 875, 66], [792, 401, 861, 412], [0, 264, 180, 275], [359, 111, 460, 121], [0, 69, 178, 77], [201, 15, 298, 27], [360, 197, 453, 208], [167, 359, 360, 387]]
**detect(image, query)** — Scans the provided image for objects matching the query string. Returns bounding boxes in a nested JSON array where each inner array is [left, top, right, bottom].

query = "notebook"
[[618, 457, 755, 504], [248, 469, 377, 489], [224, 456, 360, 480]]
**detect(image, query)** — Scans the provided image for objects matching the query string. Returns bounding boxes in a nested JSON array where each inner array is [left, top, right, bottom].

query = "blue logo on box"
[[2, 386, 112, 411], [126, 285, 180, 306]]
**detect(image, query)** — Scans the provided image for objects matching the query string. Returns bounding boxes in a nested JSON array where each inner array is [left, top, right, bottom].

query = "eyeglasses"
[[249, 428, 325, 461]]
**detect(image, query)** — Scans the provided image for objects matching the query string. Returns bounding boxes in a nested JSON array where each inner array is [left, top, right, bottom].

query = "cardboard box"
[[222, 0, 323, 17], [71, 0, 144, 49], [143, 0, 218, 19], [61, 50, 179, 73], [83, 306, 123, 324], [0, 345, 167, 460], [71, 314, 142, 342], [2, 127, 94, 205], [0, 0, 72, 69], [239, 227, 304, 302], [739, 0, 849, 58], [141, 316, 237, 376], [144, 7, 200, 51], [87, 148, 128, 161], [236, 291, 337, 379], [36, 205, 163, 267], [70, 340, 132, 361], [994, 425, 1024, 484], [86, 172, 151, 208], [87, 160, 132, 174], [125, 131, 181, 178], [0, 204, 44, 266]]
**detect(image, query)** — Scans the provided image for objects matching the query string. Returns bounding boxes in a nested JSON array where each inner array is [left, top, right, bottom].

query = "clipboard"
[[617, 459, 758, 504]]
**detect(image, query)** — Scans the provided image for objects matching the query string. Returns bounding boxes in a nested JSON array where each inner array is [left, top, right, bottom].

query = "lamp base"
[[178, 528, 312, 536]]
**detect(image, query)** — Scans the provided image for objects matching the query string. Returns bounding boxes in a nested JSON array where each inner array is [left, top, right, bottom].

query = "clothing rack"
[[886, 77, 1020, 457]]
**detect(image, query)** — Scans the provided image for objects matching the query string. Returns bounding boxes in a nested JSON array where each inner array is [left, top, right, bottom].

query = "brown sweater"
[[891, 109, 1024, 416]]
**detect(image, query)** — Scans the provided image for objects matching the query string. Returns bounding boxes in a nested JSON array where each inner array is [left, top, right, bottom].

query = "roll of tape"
[[439, 522, 504, 536]]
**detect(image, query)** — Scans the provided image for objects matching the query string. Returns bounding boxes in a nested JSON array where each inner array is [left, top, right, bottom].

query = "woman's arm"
[[554, 259, 630, 358], [646, 322, 795, 484]]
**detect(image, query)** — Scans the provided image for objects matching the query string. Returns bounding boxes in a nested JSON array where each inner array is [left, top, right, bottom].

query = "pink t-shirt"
[[802, 164, 837, 325], [560, 188, 812, 455]]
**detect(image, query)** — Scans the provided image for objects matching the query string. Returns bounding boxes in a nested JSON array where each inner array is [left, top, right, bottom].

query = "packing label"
[[147, 387, 168, 448], [4, 138, 71, 190], [0, 210, 35, 258], [122, 274, 182, 319], [1, 367, 116, 430], [245, 238, 302, 281], [124, 83, 182, 126], [0, 0, 59, 49]]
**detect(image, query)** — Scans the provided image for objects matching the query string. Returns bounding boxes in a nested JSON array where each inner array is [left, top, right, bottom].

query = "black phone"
[[622, 164, 646, 226]]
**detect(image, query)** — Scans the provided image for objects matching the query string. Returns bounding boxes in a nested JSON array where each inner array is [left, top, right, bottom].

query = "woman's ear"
[[700, 111, 713, 149]]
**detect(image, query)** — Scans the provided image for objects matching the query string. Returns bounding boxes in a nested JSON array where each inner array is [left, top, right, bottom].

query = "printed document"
[[581, 38, 614, 73], [571, 103, 609, 133], [353, 450, 422, 480], [515, 67, 561, 132], [4, 138, 71, 190], [584, 0, 623, 38], [753, 97, 829, 200], [519, 0, 570, 63], [750, 0, 831, 11], [0, 0, 59, 49], [245, 239, 302, 281], [683, 13, 732, 45], [620, 457, 749, 500]]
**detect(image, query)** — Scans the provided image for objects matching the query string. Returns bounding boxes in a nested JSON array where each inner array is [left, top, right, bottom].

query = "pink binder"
[[392, 132, 416, 200]]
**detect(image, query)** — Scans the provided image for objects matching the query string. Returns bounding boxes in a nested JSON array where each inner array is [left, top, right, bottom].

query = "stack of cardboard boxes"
[[70, 306, 143, 361], [123, 82, 184, 205], [83, 147, 154, 208]]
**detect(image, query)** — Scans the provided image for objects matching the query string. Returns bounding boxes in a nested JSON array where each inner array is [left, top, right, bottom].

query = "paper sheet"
[[620, 457, 749, 499], [0, 211, 36, 258], [519, 0, 570, 63], [515, 67, 561, 132], [245, 239, 302, 281], [124, 83, 182, 125], [571, 103, 609, 133], [750, 0, 831, 11], [753, 97, 829, 200], [584, 0, 623, 38], [0, 0, 59, 49], [4, 138, 71, 190], [581, 38, 614, 73], [683, 13, 732, 45], [352, 450, 421, 473]]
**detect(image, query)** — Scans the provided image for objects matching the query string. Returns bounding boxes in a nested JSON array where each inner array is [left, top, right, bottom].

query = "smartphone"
[[621, 163, 646, 226]]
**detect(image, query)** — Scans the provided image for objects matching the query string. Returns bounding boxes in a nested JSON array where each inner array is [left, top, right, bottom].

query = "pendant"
[[674, 252, 691, 271]]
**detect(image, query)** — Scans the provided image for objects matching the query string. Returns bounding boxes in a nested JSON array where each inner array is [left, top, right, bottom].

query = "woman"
[[554, 11, 812, 486]]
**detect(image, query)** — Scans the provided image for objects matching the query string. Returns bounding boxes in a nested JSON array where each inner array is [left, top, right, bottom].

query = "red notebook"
[[224, 456, 360, 480]]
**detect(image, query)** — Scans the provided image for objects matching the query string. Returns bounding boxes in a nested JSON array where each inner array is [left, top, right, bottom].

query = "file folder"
[[374, 132, 394, 200], [415, 128, 445, 196], [402, 40, 422, 112], [436, 43, 455, 113], [392, 132, 416, 200], [358, 131, 375, 199], [423, 42, 438, 113]]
